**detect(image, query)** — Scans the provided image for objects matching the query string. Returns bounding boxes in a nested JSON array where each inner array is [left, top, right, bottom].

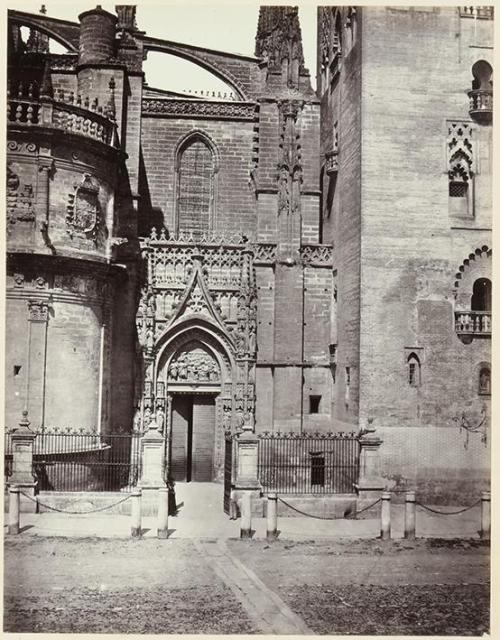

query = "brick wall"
[[140, 116, 256, 237]]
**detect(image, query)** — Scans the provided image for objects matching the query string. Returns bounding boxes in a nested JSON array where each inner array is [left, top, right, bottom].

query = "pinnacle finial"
[[106, 77, 116, 119], [40, 4, 47, 14]]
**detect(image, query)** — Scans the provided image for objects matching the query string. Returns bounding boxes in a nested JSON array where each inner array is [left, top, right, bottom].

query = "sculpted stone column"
[[9, 410, 37, 513], [355, 428, 384, 511]]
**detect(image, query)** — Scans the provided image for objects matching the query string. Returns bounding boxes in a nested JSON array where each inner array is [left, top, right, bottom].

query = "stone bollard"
[[404, 491, 416, 540], [157, 486, 169, 539], [240, 491, 252, 539], [266, 492, 278, 541], [8, 485, 20, 535], [380, 491, 391, 540], [130, 489, 142, 538], [481, 491, 490, 540]]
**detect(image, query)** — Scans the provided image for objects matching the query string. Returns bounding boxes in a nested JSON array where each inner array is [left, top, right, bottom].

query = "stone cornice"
[[141, 98, 258, 121]]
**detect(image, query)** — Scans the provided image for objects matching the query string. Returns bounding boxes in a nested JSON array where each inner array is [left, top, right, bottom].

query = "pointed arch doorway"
[[156, 327, 235, 484], [170, 392, 218, 482]]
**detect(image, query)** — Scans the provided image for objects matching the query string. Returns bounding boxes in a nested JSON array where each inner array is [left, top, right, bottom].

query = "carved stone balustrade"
[[468, 89, 493, 124], [7, 91, 118, 147], [455, 311, 491, 336], [460, 6, 494, 19]]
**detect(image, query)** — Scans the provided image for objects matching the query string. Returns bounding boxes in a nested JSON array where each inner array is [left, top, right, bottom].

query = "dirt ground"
[[4, 536, 490, 635]]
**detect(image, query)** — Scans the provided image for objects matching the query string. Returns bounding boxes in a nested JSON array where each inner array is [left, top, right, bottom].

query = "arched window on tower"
[[407, 353, 421, 388], [471, 278, 492, 311], [176, 136, 216, 236]]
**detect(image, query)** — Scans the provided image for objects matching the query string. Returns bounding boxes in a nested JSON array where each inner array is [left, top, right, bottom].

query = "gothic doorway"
[[170, 393, 217, 482]]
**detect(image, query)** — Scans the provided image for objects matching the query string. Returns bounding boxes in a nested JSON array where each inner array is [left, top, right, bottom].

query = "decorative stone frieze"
[[142, 98, 257, 121], [300, 244, 333, 267]]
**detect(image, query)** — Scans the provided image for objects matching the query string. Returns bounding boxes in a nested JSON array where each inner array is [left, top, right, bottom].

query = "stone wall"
[[357, 7, 492, 496]]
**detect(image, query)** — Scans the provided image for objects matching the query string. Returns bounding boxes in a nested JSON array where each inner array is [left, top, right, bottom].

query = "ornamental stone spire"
[[255, 6, 308, 92]]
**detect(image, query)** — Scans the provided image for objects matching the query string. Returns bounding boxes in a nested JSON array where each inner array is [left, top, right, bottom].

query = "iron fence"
[[257, 431, 360, 494], [3, 428, 143, 492]]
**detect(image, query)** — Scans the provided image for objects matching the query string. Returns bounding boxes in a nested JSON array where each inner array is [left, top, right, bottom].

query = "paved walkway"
[[195, 539, 313, 634], [7, 483, 484, 540]]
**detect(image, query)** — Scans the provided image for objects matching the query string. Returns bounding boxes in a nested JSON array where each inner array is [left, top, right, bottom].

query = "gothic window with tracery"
[[177, 138, 215, 236]]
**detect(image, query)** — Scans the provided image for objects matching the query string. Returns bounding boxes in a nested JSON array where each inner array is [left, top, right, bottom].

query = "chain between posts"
[[19, 491, 131, 515], [415, 499, 481, 516], [277, 496, 381, 520]]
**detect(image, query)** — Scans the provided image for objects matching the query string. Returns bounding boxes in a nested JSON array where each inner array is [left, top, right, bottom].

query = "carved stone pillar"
[[139, 420, 165, 490], [9, 411, 37, 513], [234, 427, 260, 490], [355, 429, 384, 509]]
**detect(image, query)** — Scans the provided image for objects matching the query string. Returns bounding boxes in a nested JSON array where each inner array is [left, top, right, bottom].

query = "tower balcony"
[[455, 310, 491, 336], [468, 88, 493, 124], [7, 85, 118, 147]]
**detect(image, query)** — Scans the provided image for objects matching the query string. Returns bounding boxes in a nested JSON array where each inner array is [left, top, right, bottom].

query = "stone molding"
[[142, 98, 257, 121]]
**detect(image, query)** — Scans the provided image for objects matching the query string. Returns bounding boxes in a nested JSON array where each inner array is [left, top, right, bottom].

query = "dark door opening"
[[170, 394, 216, 482]]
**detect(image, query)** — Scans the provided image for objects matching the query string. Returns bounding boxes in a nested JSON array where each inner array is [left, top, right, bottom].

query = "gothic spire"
[[255, 6, 305, 72]]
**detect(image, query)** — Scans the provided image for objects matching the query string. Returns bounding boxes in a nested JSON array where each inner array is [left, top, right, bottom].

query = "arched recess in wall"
[[143, 49, 245, 99], [173, 131, 220, 236], [477, 362, 491, 396], [471, 278, 491, 311]]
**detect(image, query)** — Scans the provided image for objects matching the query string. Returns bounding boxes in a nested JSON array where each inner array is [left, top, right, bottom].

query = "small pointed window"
[[407, 353, 421, 387]]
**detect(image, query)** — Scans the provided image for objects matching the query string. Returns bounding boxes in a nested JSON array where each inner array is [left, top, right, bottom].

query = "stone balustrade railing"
[[7, 88, 117, 147], [468, 89, 493, 123], [460, 6, 494, 18], [455, 311, 491, 335]]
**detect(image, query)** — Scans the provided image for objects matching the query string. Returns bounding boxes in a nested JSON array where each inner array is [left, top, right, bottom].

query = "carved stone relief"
[[168, 342, 221, 383], [66, 173, 100, 240], [7, 165, 35, 228]]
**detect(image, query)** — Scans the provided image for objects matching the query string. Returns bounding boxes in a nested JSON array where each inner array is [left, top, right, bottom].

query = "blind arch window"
[[176, 138, 215, 236]]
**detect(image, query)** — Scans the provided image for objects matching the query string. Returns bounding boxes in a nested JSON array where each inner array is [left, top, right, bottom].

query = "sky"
[[12, 1, 318, 95]]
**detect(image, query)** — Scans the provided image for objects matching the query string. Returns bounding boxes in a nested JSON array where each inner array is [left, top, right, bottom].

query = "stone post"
[[355, 428, 384, 511], [266, 492, 278, 541], [481, 491, 490, 540], [9, 411, 37, 513], [240, 491, 252, 539], [139, 420, 166, 515], [404, 491, 416, 540], [233, 426, 261, 516], [8, 485, 20, 535], [380, 491, 391, 540], [157, 486, 169, 539], [130, 489, 142, 538]]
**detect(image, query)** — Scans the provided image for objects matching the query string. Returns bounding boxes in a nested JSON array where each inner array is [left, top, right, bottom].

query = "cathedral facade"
[[6, 5, 492, 501]]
